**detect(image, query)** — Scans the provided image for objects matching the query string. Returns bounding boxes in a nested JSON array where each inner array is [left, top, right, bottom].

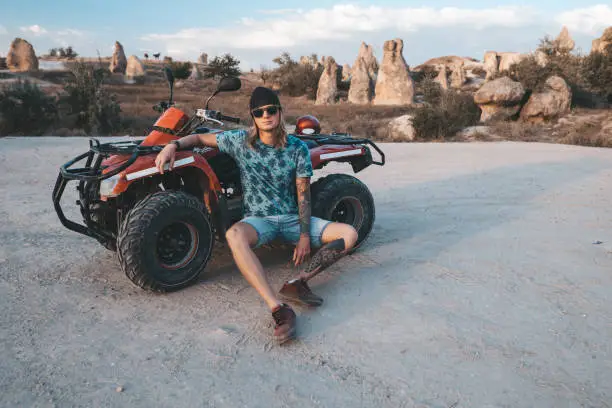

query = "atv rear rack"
[[296, 133, 385, 166]]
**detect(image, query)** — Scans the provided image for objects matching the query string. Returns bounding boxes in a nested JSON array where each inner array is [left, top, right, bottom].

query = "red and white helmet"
[[294, 115, 321, 135]]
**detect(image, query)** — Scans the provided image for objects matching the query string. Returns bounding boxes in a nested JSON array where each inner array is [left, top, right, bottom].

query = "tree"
[[204, 53, 241, 79]]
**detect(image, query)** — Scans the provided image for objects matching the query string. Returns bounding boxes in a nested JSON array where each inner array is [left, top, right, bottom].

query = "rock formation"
[[434, 65, 449, 90], [387, 115, 415, 141], [520, 76, 571, 122], [483, 51, 499, 80], [342, 63, 351, 81], [554, 26, 575, 54], [315, 56, 338, 105], [188, 64, 201, 80], [450, 61, 466, 89], [109, 41, 127, 74], [6, 38, 38, 72], [125, 55, 145, 82], [373, 39, 415, 106], [473, 77, 526, 122], [498, 52, 525, 72], [592, 27, 612, 54], [348, 56, 374, 104], [198, 53, 208, 65], [357, 42, 379, 79]]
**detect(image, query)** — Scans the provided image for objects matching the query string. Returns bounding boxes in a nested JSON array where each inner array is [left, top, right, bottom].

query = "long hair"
[[247, 107, 288, 149]]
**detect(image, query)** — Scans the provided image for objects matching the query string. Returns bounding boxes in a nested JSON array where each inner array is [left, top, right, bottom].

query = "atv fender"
[[103, 151, 228, 238]]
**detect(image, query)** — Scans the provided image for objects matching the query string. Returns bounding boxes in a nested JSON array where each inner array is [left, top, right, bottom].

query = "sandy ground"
[[1, 137, 611, 408]]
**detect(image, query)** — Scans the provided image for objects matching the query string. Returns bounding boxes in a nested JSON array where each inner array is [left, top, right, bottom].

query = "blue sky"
[[1, 1, 611, 69]]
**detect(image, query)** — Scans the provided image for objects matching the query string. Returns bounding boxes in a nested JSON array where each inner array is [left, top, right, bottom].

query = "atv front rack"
[[296, 133, 385, 166], [52, 138, 162, 244]]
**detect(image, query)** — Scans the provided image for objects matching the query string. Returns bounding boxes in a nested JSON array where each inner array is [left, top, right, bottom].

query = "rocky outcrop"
[[387, 115, 415, 141], [373, 39, 415, 106], [450, 61, 466, 89], [342, 63, 351, 81], [198, 53, 208, 65], [535, 50, 548, 67], [554, 26, 575, 54], [188, 64, 201, 80], [434, 65, 449, 90], [348, 56, 374, 104], [483, 51, 499, 80], [591, 27, 612, 54], [474, 77, 526, 122], [498, 52, 525, 72], [315, 56, 338, 105], [109, 41, 127, 74], [6, 38, 38, 72], [125, 55, 145, 82], [357, 42, 378, 79], [520, 76, 571, 122]]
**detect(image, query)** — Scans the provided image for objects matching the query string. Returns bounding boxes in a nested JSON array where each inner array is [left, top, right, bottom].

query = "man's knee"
[[344, 225, 358, 249], [226, 224, 250, 248]]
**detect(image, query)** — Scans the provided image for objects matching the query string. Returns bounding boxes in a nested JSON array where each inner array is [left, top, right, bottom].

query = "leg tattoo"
[[300, 238, 346, 282]]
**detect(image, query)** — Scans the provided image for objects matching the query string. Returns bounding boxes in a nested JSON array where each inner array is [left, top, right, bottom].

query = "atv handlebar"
[[196, 109, 240, 125]]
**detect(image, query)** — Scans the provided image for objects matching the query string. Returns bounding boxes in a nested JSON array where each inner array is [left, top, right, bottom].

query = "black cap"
[[249, 86, 281, 111]]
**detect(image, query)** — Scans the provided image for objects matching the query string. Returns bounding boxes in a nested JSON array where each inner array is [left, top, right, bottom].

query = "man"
[[155, 87, 358, 344]]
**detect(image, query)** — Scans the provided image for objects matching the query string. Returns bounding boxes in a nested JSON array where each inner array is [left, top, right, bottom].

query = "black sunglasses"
[[252, 105, 280, 118]]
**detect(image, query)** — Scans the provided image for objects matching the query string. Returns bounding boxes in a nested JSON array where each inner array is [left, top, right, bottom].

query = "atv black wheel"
[[311, 174, 375, 249], [116, 191, 214, 292]]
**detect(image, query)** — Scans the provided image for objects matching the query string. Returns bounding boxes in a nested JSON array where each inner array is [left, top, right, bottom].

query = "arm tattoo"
[[296, 177, 311, 236]]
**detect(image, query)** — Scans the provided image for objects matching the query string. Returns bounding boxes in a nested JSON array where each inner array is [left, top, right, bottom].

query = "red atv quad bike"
[[52, 68, 385, 292]]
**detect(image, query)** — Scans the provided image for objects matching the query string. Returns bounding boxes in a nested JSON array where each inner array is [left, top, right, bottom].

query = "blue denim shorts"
[[240, 215, 332, 248]]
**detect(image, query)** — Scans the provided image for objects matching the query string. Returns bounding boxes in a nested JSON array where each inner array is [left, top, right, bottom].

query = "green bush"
[[0, 80, 58, 135], [169, 61, 192, 80], [412, 85, 481, 140], [60, 60, 121, 135], [270, 52, 324, 99], [204, 54, 241, 79], [581, 44, 612, 102]]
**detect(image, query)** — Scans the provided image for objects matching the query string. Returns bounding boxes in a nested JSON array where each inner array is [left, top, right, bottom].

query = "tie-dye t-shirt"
[[215, 129, 313, 217]]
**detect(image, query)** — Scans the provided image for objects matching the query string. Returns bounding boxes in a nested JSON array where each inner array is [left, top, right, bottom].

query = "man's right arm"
[[155, 132, 219, 174], [176, 132, 220, 149]]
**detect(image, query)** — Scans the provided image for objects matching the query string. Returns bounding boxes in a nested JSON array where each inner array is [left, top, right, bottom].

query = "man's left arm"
[[293, 177, 311, 265]]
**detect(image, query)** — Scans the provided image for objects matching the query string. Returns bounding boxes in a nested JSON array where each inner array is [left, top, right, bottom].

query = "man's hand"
[[155, 143, 177, 174], [293, 234, 311, 266]]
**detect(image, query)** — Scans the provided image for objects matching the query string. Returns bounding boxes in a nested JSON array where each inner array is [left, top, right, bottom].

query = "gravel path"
[[1, 137, 611, 407]]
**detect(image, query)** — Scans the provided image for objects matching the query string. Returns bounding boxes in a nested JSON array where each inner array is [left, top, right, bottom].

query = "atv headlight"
[[99, 175, 121, 197]]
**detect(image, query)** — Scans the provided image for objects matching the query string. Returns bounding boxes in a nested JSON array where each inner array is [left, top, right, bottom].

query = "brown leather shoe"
[[272, 303, 296, 344], [279, 278, 324, 307]]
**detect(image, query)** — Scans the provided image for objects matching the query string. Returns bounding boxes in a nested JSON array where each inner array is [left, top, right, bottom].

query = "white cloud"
[[555, 5, 612, 36], [0, 25, 7, 35], [20, 24, 47, 36], [141, 5, 540, 55]]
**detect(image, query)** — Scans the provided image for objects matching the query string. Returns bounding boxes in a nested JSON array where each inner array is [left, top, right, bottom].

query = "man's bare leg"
[[226, 222, 296, 343], [300, 222, 358, 282], [225, 223, 281, 310]]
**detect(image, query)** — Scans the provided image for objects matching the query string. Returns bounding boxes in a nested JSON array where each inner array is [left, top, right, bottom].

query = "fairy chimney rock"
[[109, 41, 127, 74], [342, 63, 352, 81], [450, 61, 466, 89], [555, 26, 575, 53], [592, 27, 612, 54], [435, 65, 449, 90], [348, 57, 374, 104], [358, 42, 379, 79], [373, 39, 415, 106], [189, 63, 202, 80], [6, 38, 38, 72], [315, 56, 338, 105], [125, 55, 145, 80], [483, 51, 499, 80], [198, 53, 208, 65]]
